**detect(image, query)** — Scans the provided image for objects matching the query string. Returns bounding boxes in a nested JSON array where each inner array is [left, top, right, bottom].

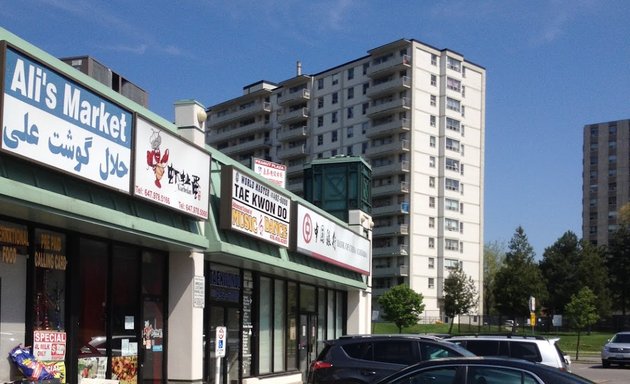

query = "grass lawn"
[[371, 322, 613, 355]]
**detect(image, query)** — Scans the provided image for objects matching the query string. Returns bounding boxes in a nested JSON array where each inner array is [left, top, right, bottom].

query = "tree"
[[564, 287, 599, 361], [483, 241, 506, 316], [539, 231, 581, 316], [607, 224, 630, 315], [443, 264, 479, 334], [578, 241, 611, 317], [377, 284, 425, 333], [493, 226, 547, 330]]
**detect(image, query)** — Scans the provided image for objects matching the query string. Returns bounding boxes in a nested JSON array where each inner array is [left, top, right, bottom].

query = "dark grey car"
[[307, 334, 474, 384]]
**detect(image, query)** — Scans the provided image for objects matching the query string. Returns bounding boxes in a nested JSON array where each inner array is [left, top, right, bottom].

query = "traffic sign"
[[215, 326, 226, 357]]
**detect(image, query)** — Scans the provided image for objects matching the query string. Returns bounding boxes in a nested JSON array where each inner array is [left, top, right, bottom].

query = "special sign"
[[220, 166, 290, 247], [33, 330, 66, 361]]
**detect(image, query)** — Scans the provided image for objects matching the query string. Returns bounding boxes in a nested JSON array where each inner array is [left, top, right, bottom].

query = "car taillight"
[[310, 361, 333, 371]]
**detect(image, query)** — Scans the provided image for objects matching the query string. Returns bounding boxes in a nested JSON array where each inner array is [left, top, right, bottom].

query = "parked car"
[[446, 334, 571, 371], [601, 331, 630, 368], [307, 334, 474, 384], [373, 356, 594, 384]]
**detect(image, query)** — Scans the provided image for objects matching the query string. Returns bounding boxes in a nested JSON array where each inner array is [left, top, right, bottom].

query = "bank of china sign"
[[295, 204, 370, 275], [220, 166, 290, 247], [1, 47, 132, 193]]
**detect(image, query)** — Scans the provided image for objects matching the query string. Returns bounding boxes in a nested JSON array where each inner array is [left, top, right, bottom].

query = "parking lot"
[[571, 361, 630, 384]]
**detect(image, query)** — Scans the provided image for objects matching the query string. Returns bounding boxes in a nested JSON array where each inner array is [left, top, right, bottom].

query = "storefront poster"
[[33, 330, 66, 361], [1, 47, 132, 193], [133, 117, 210, 219]]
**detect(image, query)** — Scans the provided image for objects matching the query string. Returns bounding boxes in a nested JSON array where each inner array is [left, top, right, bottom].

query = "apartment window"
[[445, 178, 460, 191], [461, 105, 465, 117], [430, 74, 437, 86], [347, 107, 354, 119], [430, 115, 436, 127], [445, 218, 459, 231], [362, 122, 368, 134], [363, 103, 369, 115], [447, 97, 461, 112], [428, 238, 435, 249], [431, 54, 437, 66], [348, 87, 354, 99], [446, 158, 460, 172], [428, 258, 435, 269], [331, 130, 338, 142], [347, 126, 354, 138], [447, 77, 461, 92], [447, 57, 461, 72], [460, 202, 464, 213], [332, 92, 338, 104], [430, 94, 436, 106], [332, 73, 339, 85], [331, 149, 337, 156], [317, 116, 323, 127], [445, 198, 459, 211], [429, 196, 435, 208], [317, 97, 324, 109], [429, 156, 436, 168], [446, 137, 460, 152], [429, 217, 435, 228], [445, 239, 459, 251], [460, 222, 464, 233], [429, 176, 435, 188], [362, 83, 369, 95], [317, 78, 324, 89], [428, 278, 435, 289], [347, 67, 354, 80], [331, 111, 338, 123], [430, 136, 436, 147], [446, 117, 460, 132], [363, 62, 369, 75], [347, 145, 353, 156], [362, 142, 368, 154]]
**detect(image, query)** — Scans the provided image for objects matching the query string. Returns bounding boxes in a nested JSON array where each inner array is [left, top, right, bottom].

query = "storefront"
[[0, 27, 372, 384]]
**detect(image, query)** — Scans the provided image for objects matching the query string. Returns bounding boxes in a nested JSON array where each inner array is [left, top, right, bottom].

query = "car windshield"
[[611, 334, 630, 343]]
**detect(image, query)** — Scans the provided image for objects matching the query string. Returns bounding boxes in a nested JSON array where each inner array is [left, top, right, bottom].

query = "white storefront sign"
[[252, 157, 286, 188]]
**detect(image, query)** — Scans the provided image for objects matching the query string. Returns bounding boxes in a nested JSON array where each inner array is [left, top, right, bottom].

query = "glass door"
[[205, 306, 240, 384], [299, 313, 318, 381]]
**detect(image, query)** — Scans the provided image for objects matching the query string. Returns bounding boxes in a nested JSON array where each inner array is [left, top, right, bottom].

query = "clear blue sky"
[[2, 0, 629, 257]]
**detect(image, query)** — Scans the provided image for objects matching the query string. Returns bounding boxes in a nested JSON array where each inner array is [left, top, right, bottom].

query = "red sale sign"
[[33, 330, 66, 361]]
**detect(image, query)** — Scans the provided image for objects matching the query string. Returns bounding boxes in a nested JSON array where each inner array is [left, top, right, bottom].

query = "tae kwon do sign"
[[220, 165, 290, 247], [294, 204, 370, 275], [1, 46, 132, 193]]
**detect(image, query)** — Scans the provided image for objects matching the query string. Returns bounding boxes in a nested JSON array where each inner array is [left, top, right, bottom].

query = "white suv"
[[447, 334, 571, 371]]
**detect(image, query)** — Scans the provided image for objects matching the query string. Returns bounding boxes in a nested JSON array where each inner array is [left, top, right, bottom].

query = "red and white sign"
[[215, 326, 226, 357], [295, 204, 370, 275], [252, 158, 286, 188], [33, 330, 66, 361]]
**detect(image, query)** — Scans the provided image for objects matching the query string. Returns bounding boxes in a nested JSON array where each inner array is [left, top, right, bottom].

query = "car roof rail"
[[446, 333, 548, 340]]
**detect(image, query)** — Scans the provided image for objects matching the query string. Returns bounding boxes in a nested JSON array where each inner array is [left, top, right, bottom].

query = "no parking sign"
[[215, 326, 226, 358]]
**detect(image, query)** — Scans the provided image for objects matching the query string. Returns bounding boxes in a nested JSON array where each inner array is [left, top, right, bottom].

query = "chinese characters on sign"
[[252, 158, 286, 188]]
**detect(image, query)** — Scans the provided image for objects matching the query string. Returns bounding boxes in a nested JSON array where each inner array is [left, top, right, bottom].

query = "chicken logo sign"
[[146, 130, 169, 188]]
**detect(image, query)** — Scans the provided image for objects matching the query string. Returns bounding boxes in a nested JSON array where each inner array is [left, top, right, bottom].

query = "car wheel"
[[602, 360, 610, 368]]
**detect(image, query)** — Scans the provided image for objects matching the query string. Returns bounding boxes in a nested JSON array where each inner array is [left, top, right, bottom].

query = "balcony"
[[210, 101, 271, 126], [277, 88, 310, 106], [367, 54, 411, 77], [372, 181, 409, 197], [278, 107, 309, 124], [366, 76, 411, 98], [372, 244, 409, 257], [207, 121, 273, 144], [277, 143, 307, 160], [373, 223, 409, 236], [365, 139, 410, 158], [372, 201, 410, 217], [277, 125, 308, 142], [220, 137, 272, 156], [372, 265, 409, 278], [371, 160, 410, 176], [366, 117, 411, 139], [367, 97, 410, 118]]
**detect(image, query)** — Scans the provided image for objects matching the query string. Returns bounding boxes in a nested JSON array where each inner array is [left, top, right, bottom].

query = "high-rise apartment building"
[[205, 39, 485, 319], [583, 119, 630, 247]]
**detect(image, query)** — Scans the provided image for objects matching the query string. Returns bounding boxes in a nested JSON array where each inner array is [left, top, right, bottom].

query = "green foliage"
[[606, 224, 630, 315], [578, 241, 611, 317], [377, 284, 425, 333], [493, 226, 547, 320], [539, 231, 582, 314], [564, 287, 600, 360], [443, 264, 478, 333], [483, 241, 506, 316]]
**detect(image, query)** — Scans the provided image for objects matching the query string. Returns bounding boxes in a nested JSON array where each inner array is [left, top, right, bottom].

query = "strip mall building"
[[0, 28, 372, 384]]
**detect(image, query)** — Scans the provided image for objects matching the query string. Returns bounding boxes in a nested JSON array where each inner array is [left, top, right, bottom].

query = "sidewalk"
[[567, 351, 600, 365]]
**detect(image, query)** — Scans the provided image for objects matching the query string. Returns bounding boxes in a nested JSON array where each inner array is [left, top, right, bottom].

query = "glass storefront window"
[[273, 280, 285, 371], [258, 277, 272, 374], [287, 282, 297, 370]]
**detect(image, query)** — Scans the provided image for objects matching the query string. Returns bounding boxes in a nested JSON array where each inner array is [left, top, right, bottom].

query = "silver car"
[[601, 331, 630, 368]]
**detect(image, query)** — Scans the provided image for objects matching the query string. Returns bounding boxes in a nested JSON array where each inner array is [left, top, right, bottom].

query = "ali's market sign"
[[220, 165, 290, 247], [1, 46, 132, 193], [134, 117, 210, 219], [294, 204, 370, 275]]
